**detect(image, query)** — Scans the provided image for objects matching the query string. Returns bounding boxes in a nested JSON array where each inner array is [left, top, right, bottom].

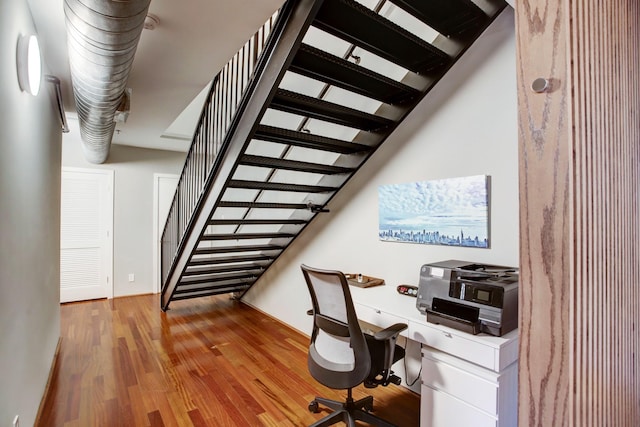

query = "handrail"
[[160, 4, 290, 295]]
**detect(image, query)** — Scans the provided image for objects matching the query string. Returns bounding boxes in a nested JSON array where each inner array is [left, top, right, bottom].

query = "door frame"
[[61, 167, 114, 300], [152, 173, 180, 294]]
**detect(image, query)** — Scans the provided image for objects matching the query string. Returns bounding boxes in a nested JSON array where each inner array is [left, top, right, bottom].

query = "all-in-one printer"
[[416, 260, 519, 337]]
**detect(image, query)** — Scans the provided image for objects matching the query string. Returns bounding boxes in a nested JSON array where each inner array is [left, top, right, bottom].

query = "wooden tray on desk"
[[345, 274, 385, 288]]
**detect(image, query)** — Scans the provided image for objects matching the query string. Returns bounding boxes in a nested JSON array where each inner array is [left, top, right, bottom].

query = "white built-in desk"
[[349, 285, 518, 427]]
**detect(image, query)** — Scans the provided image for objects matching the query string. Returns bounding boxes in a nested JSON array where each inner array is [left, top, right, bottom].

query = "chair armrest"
[[367, 323, 408, 387], [373, 323, 408, 341]]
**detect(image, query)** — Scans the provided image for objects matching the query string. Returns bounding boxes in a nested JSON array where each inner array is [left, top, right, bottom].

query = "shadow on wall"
[[97, 144, 187, 165]]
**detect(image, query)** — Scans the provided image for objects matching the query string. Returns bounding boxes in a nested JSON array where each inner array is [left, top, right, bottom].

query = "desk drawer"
[[422, 353, 498, 414], [420, 384, 497, 427], [410, 322, 497, 370], [355, 303, 408, 337]]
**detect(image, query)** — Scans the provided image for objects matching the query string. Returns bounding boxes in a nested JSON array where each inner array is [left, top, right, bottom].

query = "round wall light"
[[16, 34, 42, 96]]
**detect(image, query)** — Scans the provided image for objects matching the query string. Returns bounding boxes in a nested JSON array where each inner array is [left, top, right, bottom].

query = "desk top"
[[348, 283, 519, 372]]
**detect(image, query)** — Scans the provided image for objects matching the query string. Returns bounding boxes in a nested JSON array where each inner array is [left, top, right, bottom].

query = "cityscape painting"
[[378, 175, 490, 248]]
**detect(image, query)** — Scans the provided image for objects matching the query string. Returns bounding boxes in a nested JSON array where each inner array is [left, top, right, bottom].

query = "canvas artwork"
[[378, 175, 490, 248]]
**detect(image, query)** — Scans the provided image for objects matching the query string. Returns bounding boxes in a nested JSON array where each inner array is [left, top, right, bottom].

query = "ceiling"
[[28, 0, 516, 154], [27, 0, 286, 152]]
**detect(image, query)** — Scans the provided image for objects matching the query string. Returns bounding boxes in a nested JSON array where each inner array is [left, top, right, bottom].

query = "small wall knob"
[[531, 78, 550, 93]]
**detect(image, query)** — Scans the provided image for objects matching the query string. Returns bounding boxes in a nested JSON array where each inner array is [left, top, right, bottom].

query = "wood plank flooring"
[[37, 294, 420, 426]]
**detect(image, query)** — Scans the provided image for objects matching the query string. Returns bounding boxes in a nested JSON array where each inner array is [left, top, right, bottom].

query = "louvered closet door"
[[60, 168, 113, 303]]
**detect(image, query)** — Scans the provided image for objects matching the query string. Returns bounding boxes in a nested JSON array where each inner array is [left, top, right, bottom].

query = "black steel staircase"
[[160, 0, 507, 310]]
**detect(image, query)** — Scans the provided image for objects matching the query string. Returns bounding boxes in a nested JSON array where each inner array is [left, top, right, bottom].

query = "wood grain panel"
[[515, 0, 572, 425], [37, 294, 420, 426], [569, 1, 640, 425], [517, 0, 640, 425]]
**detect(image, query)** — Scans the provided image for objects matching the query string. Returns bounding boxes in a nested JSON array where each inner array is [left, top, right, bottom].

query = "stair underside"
[[161, 0, 508, 308]]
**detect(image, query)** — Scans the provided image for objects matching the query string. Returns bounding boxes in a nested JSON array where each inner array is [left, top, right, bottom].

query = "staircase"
[[160, 0, 507, 310]]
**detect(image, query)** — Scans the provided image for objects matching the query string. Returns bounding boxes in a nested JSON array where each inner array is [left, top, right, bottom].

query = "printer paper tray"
[[426, 309, 481, 335]]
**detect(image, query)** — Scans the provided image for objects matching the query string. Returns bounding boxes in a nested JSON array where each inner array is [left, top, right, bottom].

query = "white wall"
[[0, 1, 63, 425], [244, 10, 518, 336], [62, 128, 185, 296]]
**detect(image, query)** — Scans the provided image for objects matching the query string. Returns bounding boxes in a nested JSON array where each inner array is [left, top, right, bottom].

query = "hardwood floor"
[[37, 294, 420, 426]]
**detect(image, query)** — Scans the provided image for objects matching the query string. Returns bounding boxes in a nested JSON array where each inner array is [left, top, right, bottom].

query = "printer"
[[416, 260, 518, 337]]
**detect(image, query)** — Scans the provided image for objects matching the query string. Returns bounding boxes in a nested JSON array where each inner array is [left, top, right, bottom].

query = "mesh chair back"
[[301, 264, 371, 389]]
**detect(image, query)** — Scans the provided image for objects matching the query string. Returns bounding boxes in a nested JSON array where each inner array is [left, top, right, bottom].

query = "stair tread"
[[184, 264, 267, 276], [229, 179, 337, 193], [201, 232, 296, 240], [180, 271, 260, 285], [313, 0, 449, 73], [218, 201, 311, 209], [239, 154, 355, 175], [255, 125, 372, 154], [389, 0, 488, 37], [194, 244, 284, 255], [188, 254, 275, 266], [271, 89, 393, 131], [290, 44, 420, 104], [173, 284, 251, 299], [208, 218, 307, 225]]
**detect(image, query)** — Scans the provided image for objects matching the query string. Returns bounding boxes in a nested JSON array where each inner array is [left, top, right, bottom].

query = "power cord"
[[402, 340, 422, 387]]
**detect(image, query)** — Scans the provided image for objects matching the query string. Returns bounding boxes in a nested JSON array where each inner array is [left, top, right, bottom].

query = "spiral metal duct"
[[64, 0, 151, 164]]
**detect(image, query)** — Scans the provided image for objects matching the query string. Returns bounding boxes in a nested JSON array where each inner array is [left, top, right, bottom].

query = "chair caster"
[[389, 374, 402, 386], [364, 401, 374, 412], [308, 400, 319, 413]]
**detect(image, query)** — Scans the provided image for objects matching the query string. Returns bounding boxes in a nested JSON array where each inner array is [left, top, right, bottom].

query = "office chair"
[[301, 264, 408, 427]]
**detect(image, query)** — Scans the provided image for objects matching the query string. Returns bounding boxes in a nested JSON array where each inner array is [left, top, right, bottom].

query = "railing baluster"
[[233, 56, 238, 116], [214, 82, 220, 155], [205, 98, 212, 173], [222, 65, 228, 136], [160, 8, 285, 291]]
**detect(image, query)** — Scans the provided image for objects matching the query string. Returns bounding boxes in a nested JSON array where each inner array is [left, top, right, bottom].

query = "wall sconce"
[[16, 34, 42, 96]]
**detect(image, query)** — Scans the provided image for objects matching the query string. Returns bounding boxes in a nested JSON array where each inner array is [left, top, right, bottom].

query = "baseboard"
[[34, 336, 62, 425], [240, 299, 311, 339]]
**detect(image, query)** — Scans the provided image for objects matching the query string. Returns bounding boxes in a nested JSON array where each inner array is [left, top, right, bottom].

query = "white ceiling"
[[28, 0, 286, 152], [27, 0, 514, 154]]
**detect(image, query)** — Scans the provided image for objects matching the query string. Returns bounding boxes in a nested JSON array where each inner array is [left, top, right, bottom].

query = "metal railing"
[[160, 6, 287, 292]]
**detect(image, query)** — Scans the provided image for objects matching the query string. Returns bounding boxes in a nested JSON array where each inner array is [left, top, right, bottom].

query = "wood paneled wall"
[[516, 0, 640, 426]]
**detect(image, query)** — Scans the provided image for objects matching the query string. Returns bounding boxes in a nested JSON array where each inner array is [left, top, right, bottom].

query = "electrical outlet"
[[13, 415, 19, 427], [128, 273, 135, 282]]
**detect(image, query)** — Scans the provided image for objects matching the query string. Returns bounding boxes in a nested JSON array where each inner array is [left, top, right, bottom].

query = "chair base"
[[308, 390, 397, 427]]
